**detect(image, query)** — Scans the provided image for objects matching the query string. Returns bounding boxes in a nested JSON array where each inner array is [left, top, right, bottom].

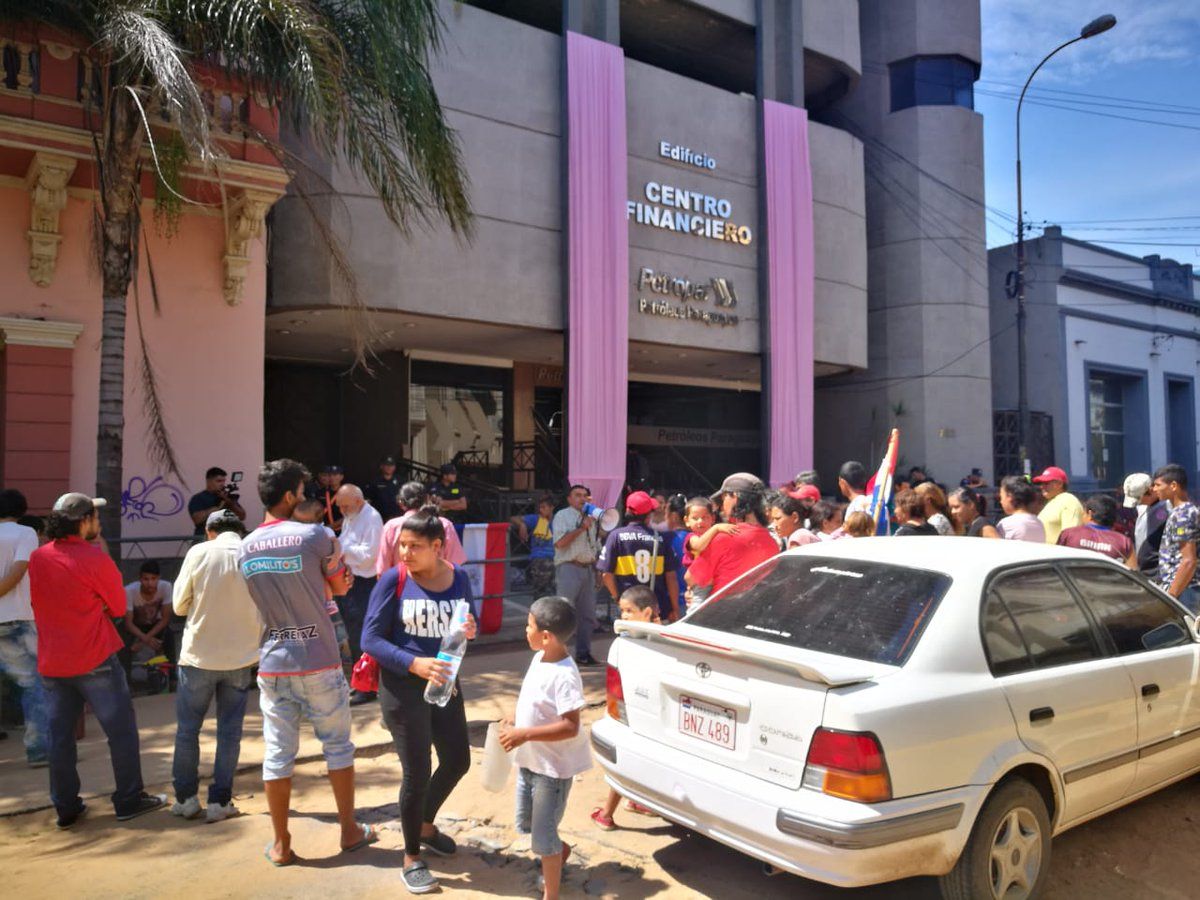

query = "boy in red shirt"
[[1057, 494, 1136, 567], [29, 493, 165, 828]]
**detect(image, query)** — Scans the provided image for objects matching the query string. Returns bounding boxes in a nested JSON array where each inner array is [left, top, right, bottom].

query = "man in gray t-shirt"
[[245, 460, 374, 866], [241, 519, 340, 675]]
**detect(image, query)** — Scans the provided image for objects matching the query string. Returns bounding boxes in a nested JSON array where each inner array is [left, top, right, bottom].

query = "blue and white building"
[[989, 226, 1200, 490]]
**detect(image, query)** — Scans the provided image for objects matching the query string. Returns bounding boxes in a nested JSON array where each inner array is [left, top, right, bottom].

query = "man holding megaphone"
[[550, 485, 602, 666]]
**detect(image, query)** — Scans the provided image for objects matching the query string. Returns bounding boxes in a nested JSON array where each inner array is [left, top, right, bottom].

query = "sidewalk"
[[0, 635, 613, 817]]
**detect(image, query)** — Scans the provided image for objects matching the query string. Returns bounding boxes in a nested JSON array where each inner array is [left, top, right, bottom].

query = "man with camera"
[[187, 467, 246, 536]]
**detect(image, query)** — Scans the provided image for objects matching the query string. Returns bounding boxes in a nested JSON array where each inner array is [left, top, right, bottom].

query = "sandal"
[[341, 822, 378, 853], [625, 800, 656, 816], [402, 860, 439, 894], [263, 844, 296, 867], [590, 807, 616, 831]]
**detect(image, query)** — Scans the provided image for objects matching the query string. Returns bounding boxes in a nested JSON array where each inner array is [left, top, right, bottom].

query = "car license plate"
[[679, 695, 736, 750]]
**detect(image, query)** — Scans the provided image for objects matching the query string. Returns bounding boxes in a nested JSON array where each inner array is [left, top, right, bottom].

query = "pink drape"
[[565, 32, 628, 509], [763, 100, 815, 486]]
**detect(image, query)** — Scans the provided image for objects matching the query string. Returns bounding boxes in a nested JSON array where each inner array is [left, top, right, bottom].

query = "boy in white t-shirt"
[[499, 597, 592, 900]]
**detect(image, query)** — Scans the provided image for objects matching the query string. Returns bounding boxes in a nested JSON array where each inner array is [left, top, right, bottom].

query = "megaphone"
[[597, 507, 621, 533]]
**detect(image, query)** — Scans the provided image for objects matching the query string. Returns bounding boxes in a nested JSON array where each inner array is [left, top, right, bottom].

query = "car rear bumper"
[[591, 719, 987, 888]]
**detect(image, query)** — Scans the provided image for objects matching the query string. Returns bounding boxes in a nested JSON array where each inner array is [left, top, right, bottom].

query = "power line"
[[976, 87, 1200, 132], [978, 79, 1200, 115]]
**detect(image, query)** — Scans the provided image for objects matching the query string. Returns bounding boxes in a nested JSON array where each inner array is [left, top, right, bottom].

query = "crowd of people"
[[0, 451, 1198, 898]]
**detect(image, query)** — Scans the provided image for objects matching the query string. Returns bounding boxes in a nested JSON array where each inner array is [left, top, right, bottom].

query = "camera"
[[224, 470, 243, 501]]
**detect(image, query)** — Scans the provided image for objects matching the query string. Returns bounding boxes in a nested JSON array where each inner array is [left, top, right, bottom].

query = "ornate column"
[[25, 152, 77, 287], [222, 188, 276, 305]]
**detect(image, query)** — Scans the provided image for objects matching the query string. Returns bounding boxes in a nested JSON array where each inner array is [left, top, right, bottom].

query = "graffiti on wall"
[[121, 476, 186, 522]]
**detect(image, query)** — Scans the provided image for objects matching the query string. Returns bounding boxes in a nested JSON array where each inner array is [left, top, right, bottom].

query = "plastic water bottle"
[[424, 600, 471, 707]]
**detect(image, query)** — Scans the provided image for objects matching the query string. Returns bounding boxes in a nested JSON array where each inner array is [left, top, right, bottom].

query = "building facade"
[[0, 26, 285, 536], [267, 0, 991, 496], [989, 227, 1200, 491]]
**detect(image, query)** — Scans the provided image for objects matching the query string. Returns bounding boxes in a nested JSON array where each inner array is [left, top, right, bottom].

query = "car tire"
[[939, 779, 1052, 900]]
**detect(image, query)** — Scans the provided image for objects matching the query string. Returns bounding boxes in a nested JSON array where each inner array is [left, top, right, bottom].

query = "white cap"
[[1122, 473, 1152, 508]]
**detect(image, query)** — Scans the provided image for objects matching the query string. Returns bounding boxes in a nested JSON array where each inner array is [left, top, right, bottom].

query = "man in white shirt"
[[335, 484, 383, 705], [0, 489, 47, 767], [170, 509, 261, 823]]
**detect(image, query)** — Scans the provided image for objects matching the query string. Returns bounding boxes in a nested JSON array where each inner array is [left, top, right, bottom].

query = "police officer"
[[430, 463, 467, 525], [365, 455, 402, 522]]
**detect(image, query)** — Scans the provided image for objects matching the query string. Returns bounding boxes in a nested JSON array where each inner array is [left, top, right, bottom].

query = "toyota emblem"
[[695, 662, 712, 678]]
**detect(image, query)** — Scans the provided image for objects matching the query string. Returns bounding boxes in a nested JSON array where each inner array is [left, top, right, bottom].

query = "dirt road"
[[2, 639, 1198, 898]]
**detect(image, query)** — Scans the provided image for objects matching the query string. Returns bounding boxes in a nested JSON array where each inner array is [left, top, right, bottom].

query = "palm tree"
[[0, 1, 471, 547]]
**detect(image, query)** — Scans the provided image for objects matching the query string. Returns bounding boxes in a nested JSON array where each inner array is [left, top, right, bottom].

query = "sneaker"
[[206, 802, 240, 823], [576, 654, 601, 667], [27, 755, 49, 769], [116, 792, 167, 821], [349, 690, 377, 706], [402, 860, 439, 894], [419, 829, 457, 856], [55, 803, 87, 830], [171, 796, 202, 819], [590, 807, 616, 831]]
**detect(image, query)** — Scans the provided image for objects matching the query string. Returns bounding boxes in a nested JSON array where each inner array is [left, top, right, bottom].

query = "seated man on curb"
[[170, 508, 260, 824], [28, 493, 166, 828], [240, 459, 376, 866]]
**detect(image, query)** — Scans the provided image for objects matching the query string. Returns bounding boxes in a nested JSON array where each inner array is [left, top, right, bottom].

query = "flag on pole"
[[462, 522, 508, 634], [866, 428, 900, 536]]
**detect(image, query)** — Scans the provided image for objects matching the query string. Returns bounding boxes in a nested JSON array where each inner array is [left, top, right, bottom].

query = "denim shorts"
[[515, 767, 573, 856], [258, 667, 354, 780]]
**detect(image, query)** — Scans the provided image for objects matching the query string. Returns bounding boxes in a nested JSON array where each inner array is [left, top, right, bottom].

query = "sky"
[[978, 0, 1200, 263]]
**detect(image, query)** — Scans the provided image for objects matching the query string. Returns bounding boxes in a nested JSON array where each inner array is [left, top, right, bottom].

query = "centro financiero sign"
[[626, 141, 752, 246]]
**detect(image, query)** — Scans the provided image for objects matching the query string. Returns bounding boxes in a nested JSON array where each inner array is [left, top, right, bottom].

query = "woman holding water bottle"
[[362, 506, 478, 895]]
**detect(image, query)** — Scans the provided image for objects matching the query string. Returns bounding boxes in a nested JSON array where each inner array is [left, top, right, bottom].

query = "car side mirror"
[[1144, 621, 1189, 651], [1184, 615, 1200, 644]]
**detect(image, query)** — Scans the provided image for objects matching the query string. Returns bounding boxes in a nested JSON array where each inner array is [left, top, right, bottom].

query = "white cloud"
[[981, 0, 1200, 84]]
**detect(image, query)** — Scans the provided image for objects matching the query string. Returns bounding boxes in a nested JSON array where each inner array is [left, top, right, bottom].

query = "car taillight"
[[606, 664, 628, 724], [803, 727, 891, 803]]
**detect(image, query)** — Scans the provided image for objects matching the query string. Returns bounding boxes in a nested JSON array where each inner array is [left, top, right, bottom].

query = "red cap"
[[1032, 466, 1069, 485], [785, 484, 821, 502], [625, 491, 659, 516]]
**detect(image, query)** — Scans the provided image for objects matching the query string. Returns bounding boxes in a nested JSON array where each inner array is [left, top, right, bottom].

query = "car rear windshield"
[[685, 556, 952, 665]]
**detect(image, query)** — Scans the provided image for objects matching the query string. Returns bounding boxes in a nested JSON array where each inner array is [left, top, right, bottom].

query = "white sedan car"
[[591, 537, 1200, 899]]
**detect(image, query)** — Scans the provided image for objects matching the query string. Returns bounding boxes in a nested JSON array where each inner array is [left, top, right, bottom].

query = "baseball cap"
[[51, 492, 106, 520], [205, 508, 242, 530], [710, 472, 765, 502], [380, 455, 397, 466], [1031, 466, 1069, 485], [440, 462, 457, 475], [322, 463, 344, 475], [785, 484, 821, 503], [1123, 473, 1152, 508], [625, 490, 658, 516]]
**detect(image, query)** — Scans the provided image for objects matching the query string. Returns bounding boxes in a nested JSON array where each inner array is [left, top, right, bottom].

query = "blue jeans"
[[515, 767, 573, 856], [172, 665, 254, 805], [337, 574, 376, 664], [0, 620, 47, 761], [258, 668, 354, 780], [44, 653, 144, 817]]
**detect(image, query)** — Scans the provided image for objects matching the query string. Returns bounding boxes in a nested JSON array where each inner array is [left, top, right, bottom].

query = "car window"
[[982, 590, 1031, 675], [684, 556, 951, 665], [986, 568, 1101, 673], [1066, 565, 1191, 655]]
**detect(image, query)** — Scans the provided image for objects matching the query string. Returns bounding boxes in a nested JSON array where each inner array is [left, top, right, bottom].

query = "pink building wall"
[[0, 187, 268, 540]]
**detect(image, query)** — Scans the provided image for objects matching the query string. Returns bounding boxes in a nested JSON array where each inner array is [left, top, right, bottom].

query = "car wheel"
[[939, 779, 1051, 900]]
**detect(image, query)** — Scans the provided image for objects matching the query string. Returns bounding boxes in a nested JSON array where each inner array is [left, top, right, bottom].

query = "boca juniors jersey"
[[597, 523, 679, 616]]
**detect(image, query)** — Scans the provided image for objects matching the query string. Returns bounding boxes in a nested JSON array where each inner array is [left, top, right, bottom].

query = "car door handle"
[[1142, 683, 1160, 698], [1029, 707, 1055, 723]]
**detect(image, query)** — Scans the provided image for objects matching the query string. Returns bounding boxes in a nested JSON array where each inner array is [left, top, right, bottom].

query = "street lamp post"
[[1014, 13, 1116, 474]]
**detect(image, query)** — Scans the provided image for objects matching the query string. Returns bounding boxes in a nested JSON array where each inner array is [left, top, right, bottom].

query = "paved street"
[[2, 634, 1198, 899]]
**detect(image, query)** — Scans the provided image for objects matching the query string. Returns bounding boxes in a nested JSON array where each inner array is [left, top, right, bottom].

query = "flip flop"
[[341, 822, 378, 853], [264, 844, 296, 867]]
